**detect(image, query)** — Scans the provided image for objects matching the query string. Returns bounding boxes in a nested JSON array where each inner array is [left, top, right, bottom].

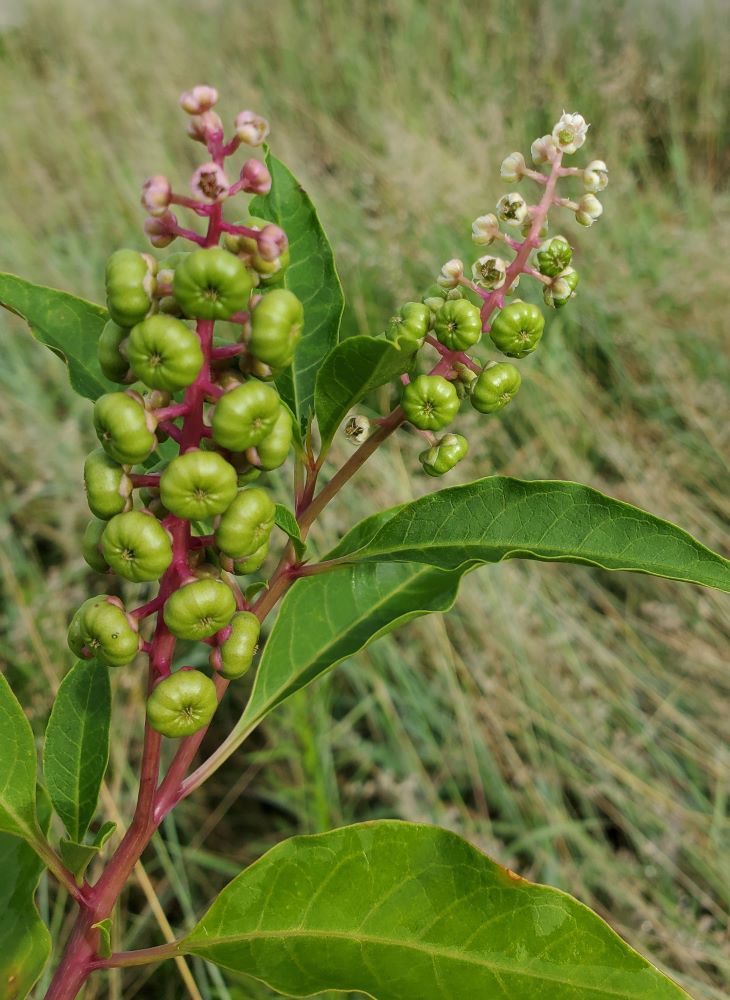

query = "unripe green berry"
[[163, 578, 237, 640], [93, 392, 157, 465], [434, 299, 482, 351], [249, 289, 303, 369], [470, 363, 522, 414], [82, 519, 110, 573], [385, 302, 430, 352], [98, 321, 132, 383], [224, 216, 290, 285], [101, 510, 173, 582], [232, 543, 269, 575], [544, 268, 579, 309], [419, 433, 469, 477], [401, 375, 460, 431], [250, 406, 293, 470], [215, 487, 275, 559], [422, 283, 463, 316], [211, 380, 281, 451], [105, 249, 156, 328], [68, 596, 140, 667], [212, 611, 260, 679], [489, 300, 544, 358], [146, 669, 218, 738], [127, 315, 204, 391], [536, 236, 572, 278], [83, 448, 133, 520], [160, 449, 238, 520], [173, 247, 252, 320]]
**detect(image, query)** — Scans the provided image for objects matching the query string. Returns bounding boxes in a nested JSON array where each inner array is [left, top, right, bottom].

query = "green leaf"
[[250, 151, 344, 431], [0, 273, 112, 400], [59, 821, 116, 883], [43, 660, 111, 842], [0, 790, 52, 1000], [314, 335, 414, 450], [273, 503, 306, 560], [91, 918, 113, 960], [329, 477, 730, 592], [182, 820, 688, 999], [0, 674, 40, 842]]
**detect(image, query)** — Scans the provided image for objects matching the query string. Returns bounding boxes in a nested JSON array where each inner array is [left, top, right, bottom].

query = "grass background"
[[0, 0, 728, 997]]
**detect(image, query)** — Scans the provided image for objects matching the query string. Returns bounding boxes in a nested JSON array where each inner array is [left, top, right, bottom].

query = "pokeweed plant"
[[0, 89, 726, 1000]]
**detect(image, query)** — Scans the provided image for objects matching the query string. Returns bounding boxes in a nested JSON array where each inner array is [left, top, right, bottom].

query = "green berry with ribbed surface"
[[146, 670, 218, 738], [127, 315, 203, 391], [101, 511, 173, 582], [163, 579, 237, 640], [160, 449, 238, 520]]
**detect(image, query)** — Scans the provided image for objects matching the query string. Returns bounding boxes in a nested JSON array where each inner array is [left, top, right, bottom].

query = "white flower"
[[500, 151, 526, 183], [344, 415, 370, 445], [552, 111, 589, 155], [471, 255, 507, 290], [471, 213, 500, 246], [190, 162, 230, 203], [496, 192, 528, 226], [437, 258, 464, 288], [235, 110, 270, 147], [530, 134, 559, 164], [583, 159, 608, 192], [575, 193, 603, 227]]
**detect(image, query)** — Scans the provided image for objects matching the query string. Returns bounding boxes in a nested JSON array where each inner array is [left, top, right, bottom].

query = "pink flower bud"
[[187, 111, 224, 145], [141, 175, 172, 217], [144, 212, 177, 248], [179, 85, 219, 115], [239, 158, 272, 195], [257, 224, 288, 261], [190, 162, 230, 204], [235, 110, 270, 147]]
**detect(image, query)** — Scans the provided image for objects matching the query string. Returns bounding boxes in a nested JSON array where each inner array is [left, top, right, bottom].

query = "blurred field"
[[1, 0, 729, 997]]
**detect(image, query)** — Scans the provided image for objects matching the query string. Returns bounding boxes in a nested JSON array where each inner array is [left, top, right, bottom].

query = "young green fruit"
[[81, 519, 110, 573], [232, 542, 269, 575], [250, 407, 292, 470], [211, 380, 281, 451], [401, 375, 460, 431], [93, 392, 157, 465], [101, 511, 173, 582], [83, 448, 133, 520], [127, 315, 204, 391], [434, 298, 482, 351], [536, 235, 572, 277], [215, 487, 276, 559], [163, 578, 237, 640], [249, 289, 303, 369], [173, 246, 252, 320], [67, 596, 140, 667], [160, 449, 238, 520], [105, 249, 156, 328], [98, 321, 132, 383], [489, 300, 544, 358], [385, 302, 431, 352], [224, 216, 290, 285], [146, 669, 218, 738], [419, 433, 469, 477], [212, 611, 260, 679], [470, 363, 522, 414]]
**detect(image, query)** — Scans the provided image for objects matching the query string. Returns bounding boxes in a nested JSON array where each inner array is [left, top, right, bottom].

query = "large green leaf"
[[182, 821, 688, 999], [0, 674, 40, 842], [328, 477, 730, 592], [314, 335, 414, 450], [0, 273, 111, 400], [250, 151, 344, 431], [0, 791, 52, 1000], [43, 660, 111, 843]]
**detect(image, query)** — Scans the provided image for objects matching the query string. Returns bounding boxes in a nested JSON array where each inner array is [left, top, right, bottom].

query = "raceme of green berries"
[[211, 380, 281, 451], [249, 289, 303, 369], [146, 669, 218, 738], [105, 249, 156, 328], [434, 299, 482, 352], [101, 511, 173, 582], [401, 375, 460, 431], [160, 449, 238, 519], [385, 302, 431, 352], [470, 363, 522, 414], [173, 246, 252, 320], [224, 216, 291, 285], [212, 611, 260, 679], [127, 315, 204, 391], [94, 392, 157, 465], [215, 487, 276, 559], [98, 321, 132, 383], [68, 596, 140, 668], [419, 433, 469, 477], [536, 235, 572, 277], [251, 406, 293, 470], [82, 519, 110, 573], [83, 448, 133, 520], [489, 300, 545, 358], [163, 578, 237, 640]]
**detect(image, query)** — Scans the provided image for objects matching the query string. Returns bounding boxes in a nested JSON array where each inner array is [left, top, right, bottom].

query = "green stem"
[[91, 939, 181, 971]]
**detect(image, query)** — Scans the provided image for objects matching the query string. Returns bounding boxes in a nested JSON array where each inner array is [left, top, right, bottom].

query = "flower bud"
[[144, 212, 177, 249], [344, 415, 370, 446], [471, 255, 507, 290], [496, 192, 528, 226], [179, 85, 219, 115], [471, 213, 500, 246], [235, 110, 270, 146], [257, 224, 288, 262], [575, 193, 603, 227], [543, 267, 579, 308], [186, 111, 224, 145], [141, 175, 172, 218], [552, 111, 589, 155], [530, 134, 559, 164], [437, 258, 464, 289], [239, 158, 272, 195], [500, 151, 526, 183], [583, 159, 608, 193], [190, 162, 230, 204]]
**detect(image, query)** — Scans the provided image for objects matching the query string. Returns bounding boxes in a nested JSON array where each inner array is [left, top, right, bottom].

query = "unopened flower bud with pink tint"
[[530, 134, 559, 165], [144, 212, 177, 248], [471, 213, 500, 246], [187, 111, 224, 145], [471, 255, 507, 290], [190, 162, 230, 204], [437, 258, 464, 289], [257, 224, 288, 262], [496, 192, 528, 226], [500, 152, 526, 183], [552, 111, 589, 155], [239, 158, 272, 195], [179, 85, 219, 115], [235, 110, 270, 147], [141, 175, 172, 217]]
